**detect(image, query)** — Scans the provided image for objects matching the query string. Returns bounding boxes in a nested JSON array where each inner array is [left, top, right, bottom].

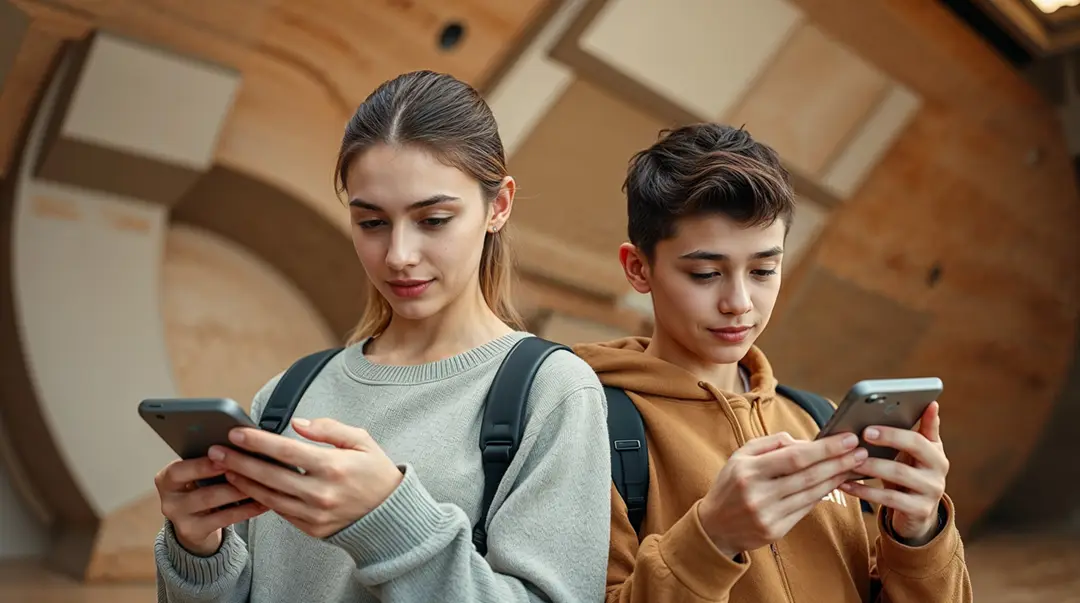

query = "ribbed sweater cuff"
[[877, 494, 961, 578], [327, 464, 453, 568], [157, 520, 247, 590], [659, 500, 750, 596]]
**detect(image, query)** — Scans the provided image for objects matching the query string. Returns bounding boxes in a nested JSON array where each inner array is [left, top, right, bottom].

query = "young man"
[[574, 124, 972, 602]]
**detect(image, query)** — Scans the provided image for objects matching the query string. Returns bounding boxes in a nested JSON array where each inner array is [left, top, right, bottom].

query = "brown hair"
[[335, 70, 523, 343], [624, 123, 795, 259]]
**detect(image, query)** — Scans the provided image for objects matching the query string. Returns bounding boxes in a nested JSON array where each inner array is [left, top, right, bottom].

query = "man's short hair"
[[624, 123, 796, 259]]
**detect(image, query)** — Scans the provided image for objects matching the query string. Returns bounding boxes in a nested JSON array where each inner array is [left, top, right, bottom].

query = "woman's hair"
[[336, 70, 523, 344]]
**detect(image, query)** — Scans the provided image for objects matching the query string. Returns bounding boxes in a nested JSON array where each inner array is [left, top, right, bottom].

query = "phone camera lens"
[[866, 394, 887, 404], [155, 414, 165, 420]]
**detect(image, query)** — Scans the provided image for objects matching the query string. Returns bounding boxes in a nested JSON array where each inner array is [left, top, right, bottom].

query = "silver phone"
[[815, 377, 943, 467]]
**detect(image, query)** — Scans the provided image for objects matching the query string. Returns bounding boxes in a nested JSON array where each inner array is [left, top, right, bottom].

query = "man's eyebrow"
[[679, 246, 784, 261]]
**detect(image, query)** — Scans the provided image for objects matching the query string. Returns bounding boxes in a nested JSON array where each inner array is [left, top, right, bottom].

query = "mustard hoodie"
[[574, 337, 972, 603]]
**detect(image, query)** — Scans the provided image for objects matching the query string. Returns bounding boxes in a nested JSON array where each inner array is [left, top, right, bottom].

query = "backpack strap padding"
[[259, 347, 344, 433], [775, 384, 834, 431], [605, 386, 649, 535], [472, 337, 570, 555]]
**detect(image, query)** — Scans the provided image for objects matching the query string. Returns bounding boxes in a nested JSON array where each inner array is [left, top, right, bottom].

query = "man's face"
[[624, 213, 787, 365]]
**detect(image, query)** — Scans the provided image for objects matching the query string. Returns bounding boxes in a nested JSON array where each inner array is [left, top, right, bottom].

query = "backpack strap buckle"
[[480, 441, 513, 464]]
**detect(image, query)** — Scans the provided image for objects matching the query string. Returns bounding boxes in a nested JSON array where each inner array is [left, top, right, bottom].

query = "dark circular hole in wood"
[[927, 262, 943, 287], [439, 22, 466, 50]]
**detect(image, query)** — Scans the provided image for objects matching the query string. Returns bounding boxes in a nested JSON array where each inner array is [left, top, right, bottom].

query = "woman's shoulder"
[[522, 337, 605, 413]]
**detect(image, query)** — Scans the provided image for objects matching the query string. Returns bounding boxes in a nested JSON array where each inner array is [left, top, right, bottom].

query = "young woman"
[[152, 70, 611, 603]]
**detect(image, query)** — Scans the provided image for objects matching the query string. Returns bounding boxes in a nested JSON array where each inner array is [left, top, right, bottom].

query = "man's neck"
[[366, 285, 513, 366], [643, 328, 745, 393]]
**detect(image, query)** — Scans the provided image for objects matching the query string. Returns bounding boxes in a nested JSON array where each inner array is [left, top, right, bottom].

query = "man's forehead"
[[662, 214, 786, 256]]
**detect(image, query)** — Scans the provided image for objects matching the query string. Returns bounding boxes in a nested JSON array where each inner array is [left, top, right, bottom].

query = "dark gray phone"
[[138, 397, 298, 488], [815, 377, 943, 471]]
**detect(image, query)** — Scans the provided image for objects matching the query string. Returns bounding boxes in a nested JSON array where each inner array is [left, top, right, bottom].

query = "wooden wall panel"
[[508, 78, 669, 266], [768, 99, 1080, 532], [725, 21, 891, 176]]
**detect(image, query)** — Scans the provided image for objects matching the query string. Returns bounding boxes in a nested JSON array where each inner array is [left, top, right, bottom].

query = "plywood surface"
[[770, 102, 1080, 533]]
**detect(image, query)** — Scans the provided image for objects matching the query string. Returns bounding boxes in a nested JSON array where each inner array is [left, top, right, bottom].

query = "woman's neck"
[[364, 287, 515, 366]]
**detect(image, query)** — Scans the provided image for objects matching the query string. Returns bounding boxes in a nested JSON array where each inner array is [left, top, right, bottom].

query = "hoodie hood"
[[573, 336, 779, 402]]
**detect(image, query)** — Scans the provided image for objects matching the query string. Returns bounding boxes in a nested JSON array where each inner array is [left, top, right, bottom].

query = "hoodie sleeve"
[[873, 494, 973, 603], [606, 487, 749, 603]]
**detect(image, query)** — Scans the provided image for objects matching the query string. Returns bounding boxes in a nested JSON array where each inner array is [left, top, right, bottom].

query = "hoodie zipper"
[[712, 384, 795, 602], [771, 542, 795, 602], [754, 396, 794, 603]]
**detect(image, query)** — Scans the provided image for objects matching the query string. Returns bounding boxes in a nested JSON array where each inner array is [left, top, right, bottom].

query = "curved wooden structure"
[[0, 0, 1076, 582]]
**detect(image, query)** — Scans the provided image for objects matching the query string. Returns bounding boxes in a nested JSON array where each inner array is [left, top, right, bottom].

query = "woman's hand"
[[840, 402, 948, 545], [208, 418, 404, 538], [154, 457, 268, 556]]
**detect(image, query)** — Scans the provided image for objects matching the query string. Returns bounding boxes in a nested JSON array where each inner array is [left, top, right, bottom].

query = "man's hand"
[[697, 432, 868, 557], [840, 401, 948, 545]]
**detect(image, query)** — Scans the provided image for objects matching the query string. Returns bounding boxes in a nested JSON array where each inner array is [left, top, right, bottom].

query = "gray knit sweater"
[[154, 332, 611, 602]]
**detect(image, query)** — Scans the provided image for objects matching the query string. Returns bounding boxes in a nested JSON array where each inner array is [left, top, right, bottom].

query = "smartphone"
[[138, 397, 299, 488], [815, 377, 943, 471]]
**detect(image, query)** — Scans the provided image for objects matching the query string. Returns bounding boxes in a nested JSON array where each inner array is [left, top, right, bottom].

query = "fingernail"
[[842, 434, 859, 448], [864, 427, 880, 441], [840, 483, 853, 491], [208, 447, 225, 462], [229, 429, 245, 444], [293, 418, 310, 428], [854, 448, 869, 461]]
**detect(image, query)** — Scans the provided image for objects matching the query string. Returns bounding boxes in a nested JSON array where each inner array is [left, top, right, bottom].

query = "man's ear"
[[619, 242, 651, 294]]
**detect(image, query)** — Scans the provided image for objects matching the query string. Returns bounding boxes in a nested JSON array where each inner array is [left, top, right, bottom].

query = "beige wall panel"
[[57, 34, 238, 171], [821, 83, 921, 198], [540, 312, 633, 346], [85, 223, 337, 582], [785, 197, 830, 268], [725, 22, 891, 177], [161, 224, 337, 407], [578, 0, 804, 119], [508, 78, 666, 263], [487, 0, 589, 158]]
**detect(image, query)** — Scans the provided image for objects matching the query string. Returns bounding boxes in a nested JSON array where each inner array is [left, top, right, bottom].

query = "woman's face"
[[345, 143, 511, 324]]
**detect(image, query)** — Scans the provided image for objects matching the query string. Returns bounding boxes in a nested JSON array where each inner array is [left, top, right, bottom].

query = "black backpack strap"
[[472, 337, 570, 555], [776, 383, 875, 516], [259, 348, 344, 433], [606, 386, 649, 535], [775, 384, 834, 431]]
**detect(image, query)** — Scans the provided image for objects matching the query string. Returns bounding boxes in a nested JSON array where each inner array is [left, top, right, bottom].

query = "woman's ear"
[[487, 176, 515, 233], [619, 243, 652, 294]]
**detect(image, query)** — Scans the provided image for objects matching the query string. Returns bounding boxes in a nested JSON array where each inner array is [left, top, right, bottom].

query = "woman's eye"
[[357, 219, 386, 229], [690, 272, 720, 281], [421, 216, 452, 227], [752, 269, 778, 278]]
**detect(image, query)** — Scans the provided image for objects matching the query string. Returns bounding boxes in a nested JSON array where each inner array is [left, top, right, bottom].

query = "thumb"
[[918, 401, 941, 443], [292, 418, 371, 450]]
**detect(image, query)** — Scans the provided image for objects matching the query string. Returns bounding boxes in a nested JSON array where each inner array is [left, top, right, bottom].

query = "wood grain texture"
[[0, 0, 561, 583], [725, 21, 891, 176], [507, 78, 670, 294], [768, 101, 1080, 533]]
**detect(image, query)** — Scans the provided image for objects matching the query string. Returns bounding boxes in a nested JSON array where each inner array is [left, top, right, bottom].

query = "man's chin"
[[699, 340, 753, 365]]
